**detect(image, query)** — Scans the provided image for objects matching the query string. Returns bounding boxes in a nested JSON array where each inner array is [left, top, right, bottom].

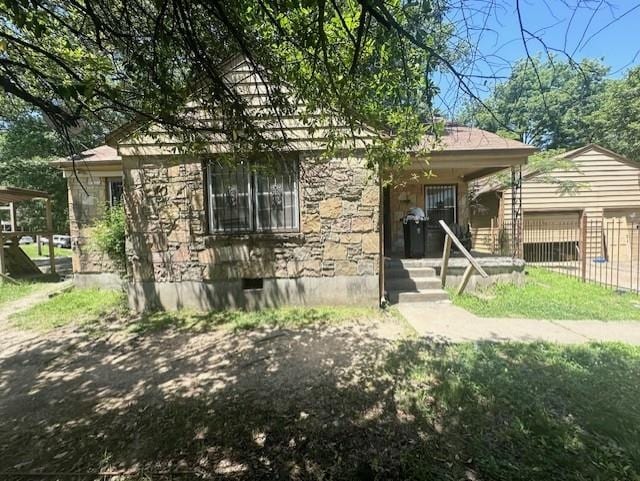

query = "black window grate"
[[207, 159, 299, 234]]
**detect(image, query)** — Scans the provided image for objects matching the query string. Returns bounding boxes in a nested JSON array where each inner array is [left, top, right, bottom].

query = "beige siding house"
[[472, 144, 640, 260], [56, 57, 534, 311]]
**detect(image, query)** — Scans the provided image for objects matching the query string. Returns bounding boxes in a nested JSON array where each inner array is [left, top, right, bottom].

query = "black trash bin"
[[403, 207, 427, 258]]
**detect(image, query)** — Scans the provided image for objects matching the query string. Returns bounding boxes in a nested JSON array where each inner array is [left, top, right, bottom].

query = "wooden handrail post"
[[457, 264, 475, 295], [441, 234, 452, 288], [438, 220, 489, 295]]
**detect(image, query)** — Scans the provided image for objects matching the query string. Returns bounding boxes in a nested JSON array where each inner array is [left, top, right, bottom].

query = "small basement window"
[[207, 158, 300, 233], [242, 278, 264, 290]]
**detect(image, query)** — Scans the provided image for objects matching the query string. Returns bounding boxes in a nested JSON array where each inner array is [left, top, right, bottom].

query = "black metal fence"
[[472, 216, 640, 294]]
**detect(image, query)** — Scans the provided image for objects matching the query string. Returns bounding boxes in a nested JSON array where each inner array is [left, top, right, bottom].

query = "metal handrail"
[[439, 220, 488, 294]]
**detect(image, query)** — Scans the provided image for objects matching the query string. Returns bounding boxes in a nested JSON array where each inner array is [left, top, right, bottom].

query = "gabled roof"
[[52, 145, 122, 169], [557, 143, 636, 165], [474, 143, 637, 196], [420, 123, 535, 155], [55, 122, 535, 172]]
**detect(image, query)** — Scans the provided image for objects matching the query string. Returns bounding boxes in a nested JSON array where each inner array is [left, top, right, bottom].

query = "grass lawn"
[[0, 280, 46, 306], [452, 267, 640, 320], [19, 243, 73, 259], [391, 341, 640, 480], [131, 305, 389, 334], [10, 288, 125, 331], [3, 334, 638, 480]]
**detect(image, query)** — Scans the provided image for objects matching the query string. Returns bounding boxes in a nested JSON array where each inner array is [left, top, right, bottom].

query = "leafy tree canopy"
[[0, 0, 464, 168], [0, 99, 109, 232], [460, 56, 609, 149], [588, 66, 640, 161]]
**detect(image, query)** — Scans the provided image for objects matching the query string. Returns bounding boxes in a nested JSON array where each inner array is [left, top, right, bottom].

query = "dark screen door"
[[425, 185, 457, 225]]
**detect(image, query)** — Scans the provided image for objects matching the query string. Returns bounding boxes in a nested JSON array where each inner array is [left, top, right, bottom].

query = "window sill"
[[204, 232, 304, 244]]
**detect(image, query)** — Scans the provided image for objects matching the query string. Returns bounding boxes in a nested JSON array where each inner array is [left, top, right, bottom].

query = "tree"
[[0, 0, 462, 169], [1, 1, 635, 168], [588, 66, 640, 161], [461, 57, 608, 149], [0, 100, 110, 232]]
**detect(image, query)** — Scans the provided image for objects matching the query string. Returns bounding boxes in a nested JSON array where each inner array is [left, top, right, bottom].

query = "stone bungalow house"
[[56, 57, 534, 311]]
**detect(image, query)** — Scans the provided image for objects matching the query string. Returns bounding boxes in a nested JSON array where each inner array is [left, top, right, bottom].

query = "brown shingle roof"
[[52, 145, 121, 168], [420, 123, 535, 153]]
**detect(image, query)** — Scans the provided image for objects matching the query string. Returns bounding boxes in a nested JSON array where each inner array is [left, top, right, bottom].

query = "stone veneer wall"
[[67, 174, 122, 286], [124, 153, 380, 311]]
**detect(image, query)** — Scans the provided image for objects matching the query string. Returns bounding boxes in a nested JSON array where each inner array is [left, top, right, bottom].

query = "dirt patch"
[[0, 314, 416, 479]]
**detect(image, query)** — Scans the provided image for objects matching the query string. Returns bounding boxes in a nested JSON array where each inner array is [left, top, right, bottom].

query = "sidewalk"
[[397, 302, 640, 344]]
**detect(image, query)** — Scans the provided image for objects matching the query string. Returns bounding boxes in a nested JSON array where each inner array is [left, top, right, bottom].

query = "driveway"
[[397, 302, 640, 344]]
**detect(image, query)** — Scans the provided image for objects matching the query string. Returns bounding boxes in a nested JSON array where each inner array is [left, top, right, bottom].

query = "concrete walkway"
[[397, 302, 640, 344]]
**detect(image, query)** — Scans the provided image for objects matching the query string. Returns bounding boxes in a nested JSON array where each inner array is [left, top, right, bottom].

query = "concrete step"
[[385, 258, 439, 269], [387, 289, 450, 304], [385, 276, 442, 291], [385, 266, 437, 279]]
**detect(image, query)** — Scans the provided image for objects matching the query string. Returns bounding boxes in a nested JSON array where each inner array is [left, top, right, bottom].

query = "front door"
[[425, 184, 457, 225]]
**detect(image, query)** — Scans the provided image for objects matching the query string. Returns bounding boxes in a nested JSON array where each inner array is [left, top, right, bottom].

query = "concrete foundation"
[[436, 257, 526, 291], [127, 275, 380, 312], [385, 256, 526, 293], [73, 272, 124, 290]]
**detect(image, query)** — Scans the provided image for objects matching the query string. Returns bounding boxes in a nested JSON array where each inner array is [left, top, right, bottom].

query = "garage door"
[[523, 211, 581, 243], [522, 211, 581, 262], [603, 209, 640, 262]]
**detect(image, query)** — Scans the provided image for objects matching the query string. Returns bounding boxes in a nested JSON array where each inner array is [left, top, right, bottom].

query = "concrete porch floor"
[[385, 254, 524, 272]]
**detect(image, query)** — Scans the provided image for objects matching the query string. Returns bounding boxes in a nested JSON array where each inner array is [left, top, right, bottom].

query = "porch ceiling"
[[407, 149, 532, 182]]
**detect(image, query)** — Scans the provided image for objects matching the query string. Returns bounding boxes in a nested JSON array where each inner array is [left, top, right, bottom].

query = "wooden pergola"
[[0, 186, 55, 280]]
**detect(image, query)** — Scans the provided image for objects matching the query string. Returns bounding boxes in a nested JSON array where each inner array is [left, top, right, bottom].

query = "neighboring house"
[[56, 57, 534, 311], [52, 145, 123, 288], [471, 144, 640, 262]]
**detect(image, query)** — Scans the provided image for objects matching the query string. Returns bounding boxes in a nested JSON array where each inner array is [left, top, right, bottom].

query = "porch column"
[[9, 202, 16, 232], [46, 197, 56, 275], [511, 165, 523, 258]]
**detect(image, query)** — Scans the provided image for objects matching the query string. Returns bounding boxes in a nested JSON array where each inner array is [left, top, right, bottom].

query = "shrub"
[[92, 204, 126, 271]]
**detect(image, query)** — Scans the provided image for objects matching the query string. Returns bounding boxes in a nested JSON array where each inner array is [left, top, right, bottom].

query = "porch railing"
[[439, 220, 488, 294]]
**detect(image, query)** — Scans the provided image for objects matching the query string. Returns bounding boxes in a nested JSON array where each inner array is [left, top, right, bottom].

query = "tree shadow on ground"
[[0, 319, 639, 480]]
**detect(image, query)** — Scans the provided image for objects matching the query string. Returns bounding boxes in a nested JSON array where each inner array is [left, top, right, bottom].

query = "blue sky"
[[435, 1, 640, 115]]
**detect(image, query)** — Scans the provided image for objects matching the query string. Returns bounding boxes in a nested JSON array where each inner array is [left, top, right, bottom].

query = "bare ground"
[[0, 315, 418, 480]]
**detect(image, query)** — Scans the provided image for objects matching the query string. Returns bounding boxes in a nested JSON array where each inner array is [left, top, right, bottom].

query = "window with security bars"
[[207, 159, 300, 233], [425, 184, 457, 225]]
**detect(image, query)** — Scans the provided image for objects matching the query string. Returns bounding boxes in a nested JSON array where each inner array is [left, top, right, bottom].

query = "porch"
[[381, 124, 534, 302], [383, 168, 529, 260]]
